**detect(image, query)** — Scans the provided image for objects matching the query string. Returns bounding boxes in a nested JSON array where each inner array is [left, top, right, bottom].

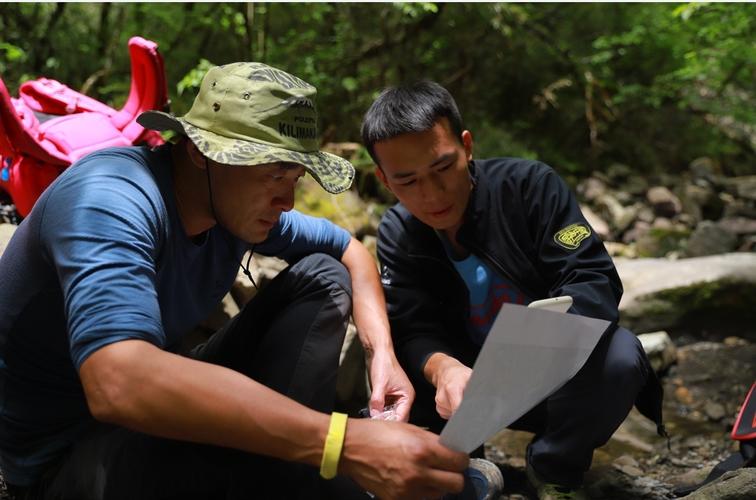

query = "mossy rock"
[[616, 253, 756, 334], [621, 278, 756, 334], [295, 176, 380, 236], [635, 227, 690, 258]]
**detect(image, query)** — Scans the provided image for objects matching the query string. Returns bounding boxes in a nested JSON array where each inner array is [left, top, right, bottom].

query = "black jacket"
[[377, 157, 665, 433]]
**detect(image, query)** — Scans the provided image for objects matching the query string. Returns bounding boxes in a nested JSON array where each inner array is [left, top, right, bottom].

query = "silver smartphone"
[[527, 296, 573, 313]]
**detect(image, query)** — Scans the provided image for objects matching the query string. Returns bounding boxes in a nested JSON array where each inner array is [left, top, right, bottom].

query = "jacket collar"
[[457, 160, 490, 244]]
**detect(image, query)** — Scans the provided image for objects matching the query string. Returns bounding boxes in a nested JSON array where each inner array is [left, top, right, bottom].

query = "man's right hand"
[[423, 353, 472, 420], [341, 418, 468, 499]]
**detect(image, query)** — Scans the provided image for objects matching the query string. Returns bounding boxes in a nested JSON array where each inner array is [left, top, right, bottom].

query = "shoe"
[[466, 458, 504, 500], [526, 462, 587, 500]]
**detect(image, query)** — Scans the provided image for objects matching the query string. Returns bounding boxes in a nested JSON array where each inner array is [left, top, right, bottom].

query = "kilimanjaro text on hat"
[[278, 123, 317, 140], [278, 95, 317, 140]]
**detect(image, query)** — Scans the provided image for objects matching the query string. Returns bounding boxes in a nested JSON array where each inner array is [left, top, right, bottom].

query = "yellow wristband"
[[320, 412, 348, 479]]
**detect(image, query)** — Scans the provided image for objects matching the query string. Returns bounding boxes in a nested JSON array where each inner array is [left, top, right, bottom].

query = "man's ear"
[[184, 139, 207, 169], [461, 130, 474, 161]]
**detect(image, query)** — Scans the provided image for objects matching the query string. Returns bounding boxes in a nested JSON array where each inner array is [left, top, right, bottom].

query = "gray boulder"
[[596, 194, 637, 234], [634, 227, 689, 258], [684, 221, 739, 257], [682, 468, 756, 500], [727, 175, 756, 201], [681, 183, 724, 223], [616, 253, 756, 332], [647, 186, 682, 218], [718, 216, 756, 236], [637, 331, 676, 372], [623, 220, 651, 245]]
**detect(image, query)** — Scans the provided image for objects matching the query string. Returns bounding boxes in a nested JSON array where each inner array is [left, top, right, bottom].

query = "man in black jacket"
[[361, 81, 664, 499]]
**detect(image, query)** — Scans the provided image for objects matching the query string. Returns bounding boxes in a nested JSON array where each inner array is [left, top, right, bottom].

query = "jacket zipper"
[[462, 239, 541, 301], [408, 251, 471, 317]]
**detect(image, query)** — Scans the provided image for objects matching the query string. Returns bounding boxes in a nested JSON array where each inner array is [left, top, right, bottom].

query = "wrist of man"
[[361, 339, 395, 362], [320, 412, 349, 479], [424, 352, 459, 387]]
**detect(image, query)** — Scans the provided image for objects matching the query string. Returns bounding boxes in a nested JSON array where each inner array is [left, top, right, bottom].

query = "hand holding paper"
[[425, 353, 472, 420], [439, 302, 609, 453]]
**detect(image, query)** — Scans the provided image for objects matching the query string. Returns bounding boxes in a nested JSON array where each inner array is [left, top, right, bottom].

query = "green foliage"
[[177, 59, 215, 99], [0, 1, 753, 198]]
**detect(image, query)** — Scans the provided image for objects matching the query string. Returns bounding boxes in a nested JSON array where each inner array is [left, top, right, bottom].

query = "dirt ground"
[[487, 332, 756, 499]]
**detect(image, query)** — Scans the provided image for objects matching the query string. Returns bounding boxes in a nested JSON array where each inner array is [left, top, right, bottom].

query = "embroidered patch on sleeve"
[[554, 223, 592, 250]]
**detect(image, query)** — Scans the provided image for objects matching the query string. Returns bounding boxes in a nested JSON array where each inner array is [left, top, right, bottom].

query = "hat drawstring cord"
[[204, 157, 258, 289]]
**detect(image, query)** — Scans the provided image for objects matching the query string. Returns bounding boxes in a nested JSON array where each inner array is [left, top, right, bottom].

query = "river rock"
[[647, 186, 683, 218], [581, 204, 610, 240], [622, 220, 650, 244], [624, 175, 650, 197], [728, 175, 756, 201], [584, 464, 672, 500], [606, 163, 633, 184], [335, 322, 368, 414], [603, 241, 636, 258], [633, 212, 653, 231], [689, 157, 719, 181], [717, 216, 756, 236], [0, 223, 17, 257], [703, 401, 726, 421], [681, 183, 724, 223], [296, 175, 378, 236], [615, 253, 756, 332], [230, 254, 287, 308], [361, 234, 378, 264], [596, 193, 636, 233], [634, 227, 689, 258], [721, 192, 756, 219], [652, 217, 673, 230], [200, 293, 240, 331], [739, 235, 756, 252], [684, 221, 738, 257], [638, 331, 676, 372], [322, 142, 362, 162], [682, 468, 756, 500], [577, 176, 608, 202]]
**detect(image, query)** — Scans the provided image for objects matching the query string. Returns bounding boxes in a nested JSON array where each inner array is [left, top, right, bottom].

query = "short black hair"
[[360, 81, 464, 165]]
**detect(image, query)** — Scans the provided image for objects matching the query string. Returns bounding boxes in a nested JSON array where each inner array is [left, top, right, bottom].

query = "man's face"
[[374, 118, 473, 233], [208, 160, 305, 243]]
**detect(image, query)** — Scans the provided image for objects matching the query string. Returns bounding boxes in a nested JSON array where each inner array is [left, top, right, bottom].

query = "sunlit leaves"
[[177, 59, 215, 97]]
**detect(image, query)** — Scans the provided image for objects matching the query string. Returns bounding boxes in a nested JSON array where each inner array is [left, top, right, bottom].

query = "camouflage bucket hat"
[[137, 62, 354, 194]]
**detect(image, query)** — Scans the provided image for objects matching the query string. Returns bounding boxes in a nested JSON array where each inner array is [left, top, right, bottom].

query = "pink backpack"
[[0, 36, 169, 218]]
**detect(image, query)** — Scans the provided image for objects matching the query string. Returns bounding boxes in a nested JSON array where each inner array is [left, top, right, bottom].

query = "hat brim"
[[136, 111, 355, 195]]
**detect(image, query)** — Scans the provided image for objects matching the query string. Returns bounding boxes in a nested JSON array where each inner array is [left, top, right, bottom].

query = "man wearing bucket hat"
[[0, 63, 469, 499]]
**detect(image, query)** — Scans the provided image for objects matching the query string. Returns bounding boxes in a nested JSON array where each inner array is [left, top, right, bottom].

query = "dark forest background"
[[1, 2, 753, 184]]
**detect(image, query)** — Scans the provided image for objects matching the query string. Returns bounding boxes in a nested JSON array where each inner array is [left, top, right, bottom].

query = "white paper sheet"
[[439, 303, 610, 453]]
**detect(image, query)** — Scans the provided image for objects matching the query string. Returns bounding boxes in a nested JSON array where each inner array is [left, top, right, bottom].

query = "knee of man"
[[603, 327, 649, 390], [293, 253, 352, 296]]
